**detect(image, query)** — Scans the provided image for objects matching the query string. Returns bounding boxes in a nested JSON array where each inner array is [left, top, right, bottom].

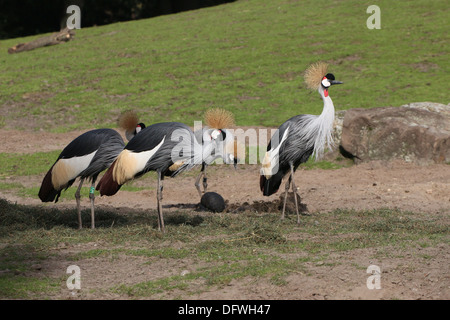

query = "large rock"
[[340, 102, 450, 164]]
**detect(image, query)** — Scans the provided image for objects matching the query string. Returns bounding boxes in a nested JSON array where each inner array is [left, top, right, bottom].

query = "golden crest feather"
[[204, 108, 235, 129], [304, 62, 329, 90], [118, 110, 139, 132]]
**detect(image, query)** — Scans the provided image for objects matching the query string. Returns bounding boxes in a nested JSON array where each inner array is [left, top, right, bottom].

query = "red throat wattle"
[[324, 89, 329, 97]]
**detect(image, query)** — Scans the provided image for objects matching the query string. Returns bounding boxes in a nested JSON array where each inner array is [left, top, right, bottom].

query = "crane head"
[[211, 128, 225, 140], [125, 122, 146, 141], [321, 73, 343, 88], [206, 128, 238, 169], [202, 128, 225, 142], [305, 62, 343, 91], [136, 122, 146, 134], [118, 110, 146, 141]]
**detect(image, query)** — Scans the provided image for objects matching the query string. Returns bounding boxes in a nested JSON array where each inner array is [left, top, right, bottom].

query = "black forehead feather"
[[220, 129, 227, 141], [325, 73, 335, 80]]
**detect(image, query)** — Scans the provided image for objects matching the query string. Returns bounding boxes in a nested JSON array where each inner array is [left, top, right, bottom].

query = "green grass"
[[0, 198, 447, 298], [0, 0, 448, 132], [0, 243, 61, 299], [0, 178, 151, 204], [0, 149, 153, 202], [0, 276, 60, 299], [0, 151, 59, 177]]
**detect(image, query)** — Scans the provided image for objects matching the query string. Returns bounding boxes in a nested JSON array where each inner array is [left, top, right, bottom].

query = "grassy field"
[[0, 0, 448, 132], [0, 198, 447, 299]]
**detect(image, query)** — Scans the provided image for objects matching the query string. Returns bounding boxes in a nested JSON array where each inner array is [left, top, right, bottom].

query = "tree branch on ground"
[[8, 28, 75, 54]]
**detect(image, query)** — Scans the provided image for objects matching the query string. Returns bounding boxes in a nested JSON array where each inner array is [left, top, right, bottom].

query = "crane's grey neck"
[[125, 130, 135, 142], [188, 136, 218, 166], [315, 86, 335, 158], [318, 85, 334, 111], [200, 139, 215, 163], [299, 86, 335, 160]]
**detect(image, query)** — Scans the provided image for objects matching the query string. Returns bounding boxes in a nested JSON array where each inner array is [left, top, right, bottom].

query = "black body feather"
[[260, 115, 314, 196]]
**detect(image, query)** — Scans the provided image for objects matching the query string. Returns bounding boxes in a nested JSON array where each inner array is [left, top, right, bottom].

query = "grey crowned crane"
[[260, 62, 343, 223], [193, 108, 238, 197], [38, 128, 127, 229], [96, 120, 233, 233]]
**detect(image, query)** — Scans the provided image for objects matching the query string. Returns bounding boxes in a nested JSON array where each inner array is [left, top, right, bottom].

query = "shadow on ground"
[[0, 193, 309, 233]]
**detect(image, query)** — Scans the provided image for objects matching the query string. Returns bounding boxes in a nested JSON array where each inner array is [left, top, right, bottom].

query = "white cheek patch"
[[321, 78, 331, 88], [211, 129, 221, 140]]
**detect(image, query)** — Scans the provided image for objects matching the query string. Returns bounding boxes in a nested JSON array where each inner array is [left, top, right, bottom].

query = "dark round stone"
[[200, 192, 226, 213]]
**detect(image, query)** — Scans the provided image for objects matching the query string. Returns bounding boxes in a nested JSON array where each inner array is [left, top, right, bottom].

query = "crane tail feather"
[[260, 170, 284, 196], [38, 167, 60, 202], [96, 160, 122, 196]]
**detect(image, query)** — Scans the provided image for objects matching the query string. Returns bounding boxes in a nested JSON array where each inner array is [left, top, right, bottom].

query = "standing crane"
[[194, 108, 238, 197], [96, 118, 235, 233], [260, 62, 343, 223], [116, 108, 238, 198], [38, 129, 126, 229]]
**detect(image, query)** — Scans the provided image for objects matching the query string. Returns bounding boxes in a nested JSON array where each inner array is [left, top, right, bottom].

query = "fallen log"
[[8, 28, 75, 54]]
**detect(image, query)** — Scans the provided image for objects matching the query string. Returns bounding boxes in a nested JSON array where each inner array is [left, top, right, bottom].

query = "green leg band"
[[89, 187, 95, 194]]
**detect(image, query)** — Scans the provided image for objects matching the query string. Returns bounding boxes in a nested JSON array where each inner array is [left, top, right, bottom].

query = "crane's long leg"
[[202, 164, 208, 194], [195, 171, 203, 197], [194, 163, 208, 198], [281, 174, 291, 220], [89, 180, 96, 229], [157, 171, 165, 233], [290, 163, 300, 224], [75, 178, 84, 229], [195, 167, 204, 198]]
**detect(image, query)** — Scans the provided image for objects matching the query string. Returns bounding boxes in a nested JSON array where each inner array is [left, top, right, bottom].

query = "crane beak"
[[330, 80, 343, 85]]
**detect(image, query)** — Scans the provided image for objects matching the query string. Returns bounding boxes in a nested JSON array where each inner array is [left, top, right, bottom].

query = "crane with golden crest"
[[260, 62, 343, 223], [194, 108, 238, 198], [96, 109, 237, 233]]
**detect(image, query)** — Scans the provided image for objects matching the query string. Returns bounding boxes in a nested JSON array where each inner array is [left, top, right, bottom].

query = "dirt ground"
[[0, 128, 449, 300], [2, 128, 449, 215]]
